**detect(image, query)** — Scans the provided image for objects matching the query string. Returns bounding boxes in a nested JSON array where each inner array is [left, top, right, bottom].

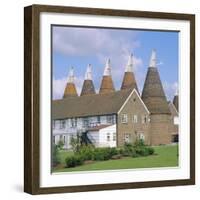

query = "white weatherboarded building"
[[87, 125, 116, 148]]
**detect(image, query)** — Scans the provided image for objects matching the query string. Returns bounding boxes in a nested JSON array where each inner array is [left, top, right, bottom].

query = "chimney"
[[99, 59, 115, 94], [141, 49, 170, 114], [121, 53, 139, 92], [80, 64, 96, 96], [63, 67, 78, 98]]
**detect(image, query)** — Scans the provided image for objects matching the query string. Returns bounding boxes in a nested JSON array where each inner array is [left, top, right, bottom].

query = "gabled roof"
[[52, 88, 133, 119]]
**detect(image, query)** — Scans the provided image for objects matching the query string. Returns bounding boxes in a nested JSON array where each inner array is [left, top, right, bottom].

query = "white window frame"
[[174, 116, 179, 125], [139, 133, 145, 141], [121, 114, 128, 123], [133, 115, 138, 123]]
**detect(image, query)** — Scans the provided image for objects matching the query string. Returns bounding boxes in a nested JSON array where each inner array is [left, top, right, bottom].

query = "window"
[[174, 117, 179, 125], [133, 115, 138, 123], [83, 118, 89, 127], [121, 114, 128, 123], [107, 133, 110, 142], [107, 115, 114, 124], [63, 135, 66, 144], [141, 115, 148, 124], [113, 133, 116, 141], [139, 133, 145, 141], [124, 133, 131, 143], [97, 116, 100, 124], [144, 116, 148, 123], [59, 120, 66, 129], [71, 118, 77, 127]]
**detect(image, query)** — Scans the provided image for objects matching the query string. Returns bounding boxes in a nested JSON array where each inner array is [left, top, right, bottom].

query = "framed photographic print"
[[24, 4, 195, 194]]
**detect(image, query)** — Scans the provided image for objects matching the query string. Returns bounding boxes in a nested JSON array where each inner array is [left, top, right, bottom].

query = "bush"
[[78, 145, 94, 161], [121, 140, 155, 157], [57, 139, 64, 150], [134, 139, 145, 147], [131, 148, 139, 158], [65, 155, 83, 168], [92, 147, 114, 161], [147, 147, 155, 155], [122, 143, 135, 156], [137, 147, 149, 156], [109, 147, 119, 157]]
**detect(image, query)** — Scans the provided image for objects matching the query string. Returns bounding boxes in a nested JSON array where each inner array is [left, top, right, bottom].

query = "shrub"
[[65, 155, 83, 168], [134, 139, 145, 147], [147, 147, 155, 155], [92, 148, 113, 161], [121, 140, 155, 157], [109, 147, 119, 157], [123, 143, 135, 156], [78, 145, 94, 161], [52, 145, 60, 167], [131, 148, 139, 158], [57, 139, 64, 150], [92, 150, 105, 161]]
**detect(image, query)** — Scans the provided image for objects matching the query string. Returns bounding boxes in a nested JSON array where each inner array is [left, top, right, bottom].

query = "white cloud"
[[53, 26, 144, 97], [53, 27, 140, 57], [53, 76, 84, 100], [163, 81, 178, 101]]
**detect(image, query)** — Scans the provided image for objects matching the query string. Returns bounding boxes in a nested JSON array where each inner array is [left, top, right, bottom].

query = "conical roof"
[[63, 67, 78, 98], [81, 64, 96, 96], [121, 54, 139, 92], [99, 59, 115, 94], [173, 95, 178, 112], [141, 50, 170, 114]]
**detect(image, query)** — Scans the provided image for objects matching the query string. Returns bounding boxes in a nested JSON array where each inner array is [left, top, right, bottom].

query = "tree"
[[52, 144, 60, 167], [70, 135, 81, 153]]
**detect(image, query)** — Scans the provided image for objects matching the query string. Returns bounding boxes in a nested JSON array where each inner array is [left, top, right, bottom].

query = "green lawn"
[[53, 145, 178, 173]]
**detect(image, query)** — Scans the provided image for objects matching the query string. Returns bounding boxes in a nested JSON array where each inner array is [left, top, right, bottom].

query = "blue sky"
[[52, 26, 178, 101]]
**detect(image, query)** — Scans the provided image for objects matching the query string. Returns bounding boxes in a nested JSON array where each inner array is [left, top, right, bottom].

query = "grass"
[[53, 145, 178, 173]]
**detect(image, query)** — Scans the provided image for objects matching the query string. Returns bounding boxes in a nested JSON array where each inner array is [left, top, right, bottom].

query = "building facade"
[[52, 50, 179, 149]]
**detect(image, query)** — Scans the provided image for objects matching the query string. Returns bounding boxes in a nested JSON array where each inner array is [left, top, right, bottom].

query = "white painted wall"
[[99, 125, 117, 147], [87, 125, 116, 147], [87, 131, 99, 146]]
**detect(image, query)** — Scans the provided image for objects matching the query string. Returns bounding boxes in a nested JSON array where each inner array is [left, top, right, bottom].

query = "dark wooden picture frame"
[[24, 4, 195, 195]]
